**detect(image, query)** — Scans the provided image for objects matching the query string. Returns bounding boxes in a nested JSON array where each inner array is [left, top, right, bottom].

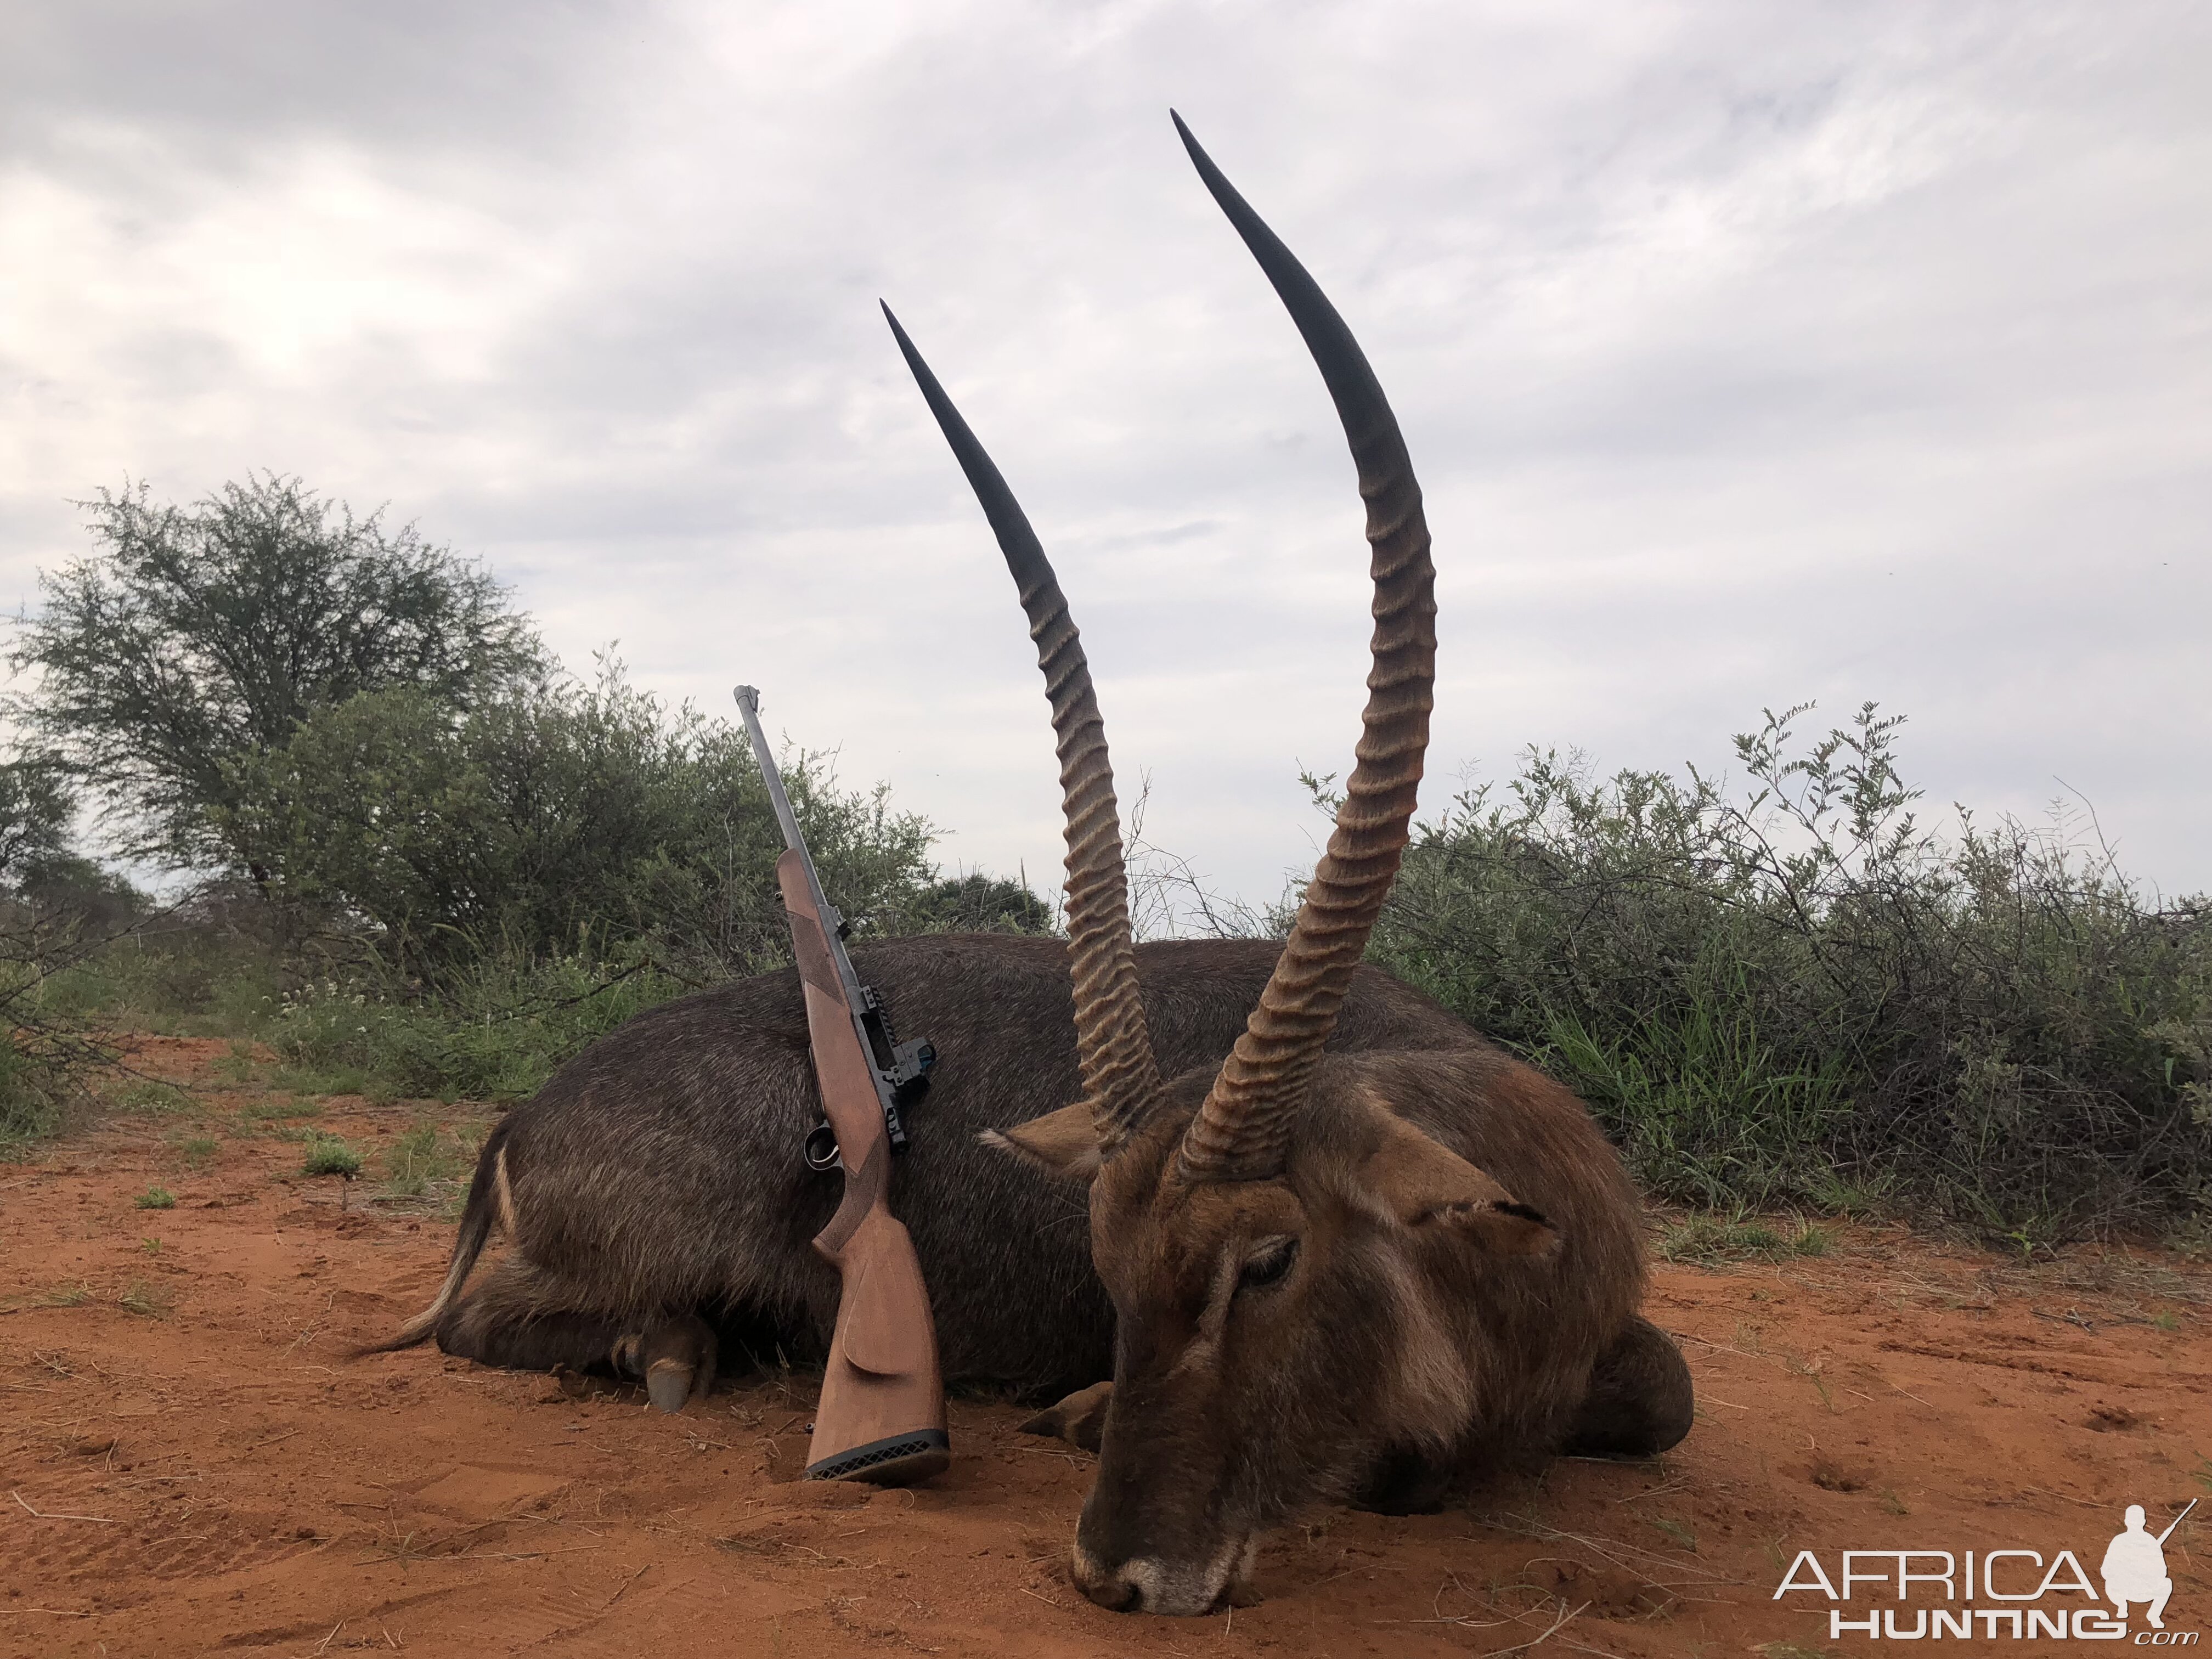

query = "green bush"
[[301, 1135, 363, 1177], [889, 873, 1056, 936], [1367, 704, 2211, 1240], [134, 1184, 176, 1210], [29, 923, 283, 1037], [215, 658, 940, 981], [0, 760, 145, 1148], [0, 1037, 62, 1148], [109, 1079, 190, 1114]]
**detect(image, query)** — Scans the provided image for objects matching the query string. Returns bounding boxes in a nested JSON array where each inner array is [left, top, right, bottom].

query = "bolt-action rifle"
[[735, 686, 949, 1485]]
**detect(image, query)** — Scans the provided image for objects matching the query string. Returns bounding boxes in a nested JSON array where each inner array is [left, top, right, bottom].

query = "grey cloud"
[[3, 0, 2207, 910]]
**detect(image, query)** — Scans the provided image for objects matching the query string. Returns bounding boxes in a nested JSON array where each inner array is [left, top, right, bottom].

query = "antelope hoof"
[[646, 1358, 697, 1414], [1020, 1380, 1112, 1454], [613, 1313, 719, 1414]]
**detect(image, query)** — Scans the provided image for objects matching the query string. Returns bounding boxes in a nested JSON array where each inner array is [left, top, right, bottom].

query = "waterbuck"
[[368, 114, 1690, 1616], [876, 113, 1690, 1613]]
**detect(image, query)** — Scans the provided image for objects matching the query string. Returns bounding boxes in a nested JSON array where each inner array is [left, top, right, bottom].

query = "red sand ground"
[[3, 1037, 2207, 1657]]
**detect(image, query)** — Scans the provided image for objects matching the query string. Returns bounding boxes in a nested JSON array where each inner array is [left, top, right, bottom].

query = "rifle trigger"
[[803, 1122, 843, 1173]]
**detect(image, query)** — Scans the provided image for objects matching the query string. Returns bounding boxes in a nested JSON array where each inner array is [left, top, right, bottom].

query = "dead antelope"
[[881, 112, 1691, 1614], [365, 114, 1688, 1618]]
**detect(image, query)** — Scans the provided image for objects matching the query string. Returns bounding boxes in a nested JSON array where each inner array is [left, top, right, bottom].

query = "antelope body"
[[373, 114, 1691, 1617], [384, 935, 1505, 1392]]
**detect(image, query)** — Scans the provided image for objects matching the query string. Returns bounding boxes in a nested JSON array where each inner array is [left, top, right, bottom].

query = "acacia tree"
[[0, 758, 76, 888], [9, 475, 542, 877]]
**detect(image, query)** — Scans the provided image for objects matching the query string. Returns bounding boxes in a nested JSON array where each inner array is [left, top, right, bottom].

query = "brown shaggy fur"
[[372, 933, 1687, 1543]]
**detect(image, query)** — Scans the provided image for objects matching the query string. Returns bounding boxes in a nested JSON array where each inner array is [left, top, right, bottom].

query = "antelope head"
[[887, 114, 1554, 1615]]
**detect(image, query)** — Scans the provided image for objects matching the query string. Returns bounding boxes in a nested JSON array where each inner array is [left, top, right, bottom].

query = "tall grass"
[[266, 952, 689, 1102], [1367, 704, 2211, 1240], [1542, 989, 1859, 1214]]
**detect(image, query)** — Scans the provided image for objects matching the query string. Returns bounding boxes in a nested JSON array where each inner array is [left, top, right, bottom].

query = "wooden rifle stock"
[[777, 851, 950, 1485]]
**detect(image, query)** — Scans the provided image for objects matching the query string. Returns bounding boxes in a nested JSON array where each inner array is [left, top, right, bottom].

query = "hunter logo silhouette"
[[1772, 1496, 2202, 1642], [2106, 1500, 2195, 1629]]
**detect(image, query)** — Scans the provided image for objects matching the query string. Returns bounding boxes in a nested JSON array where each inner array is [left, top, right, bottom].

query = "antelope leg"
[[1019, 1380, 1113, 1453], [613, 1313, 720, 1414], [1565, 1314, 1694, 1458]]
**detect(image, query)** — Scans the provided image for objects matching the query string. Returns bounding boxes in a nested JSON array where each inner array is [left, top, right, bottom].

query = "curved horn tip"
[[1177, 111, 1229, 179], [880, 306, 943, 405]]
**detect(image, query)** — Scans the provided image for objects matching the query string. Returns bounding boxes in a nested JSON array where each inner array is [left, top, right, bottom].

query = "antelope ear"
[[1356, 1107, 1559, 1259], [981, 1101, 1102, 1183]]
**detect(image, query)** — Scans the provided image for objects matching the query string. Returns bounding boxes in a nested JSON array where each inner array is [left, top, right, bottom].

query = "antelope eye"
[[1237, 1236, 1300, 1293]]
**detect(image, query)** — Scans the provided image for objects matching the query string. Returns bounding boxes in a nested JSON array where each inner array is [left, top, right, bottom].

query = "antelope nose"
[[1070, 1548, 1144, 1612], [1078, 1571, 1144, 1613]]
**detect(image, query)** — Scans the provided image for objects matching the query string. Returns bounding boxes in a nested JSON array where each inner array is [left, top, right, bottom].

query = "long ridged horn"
[[882, 303, 1163, 1154], [1170, 112, 1437, 1184]]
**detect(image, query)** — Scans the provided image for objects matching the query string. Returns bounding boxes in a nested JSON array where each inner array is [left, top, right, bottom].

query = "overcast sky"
[[5, 1, 2208, 913]]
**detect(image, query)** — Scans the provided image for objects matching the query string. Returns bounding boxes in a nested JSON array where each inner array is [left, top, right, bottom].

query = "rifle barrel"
[[735, 684, 920, 1155], [735, 686, 831, 917]]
